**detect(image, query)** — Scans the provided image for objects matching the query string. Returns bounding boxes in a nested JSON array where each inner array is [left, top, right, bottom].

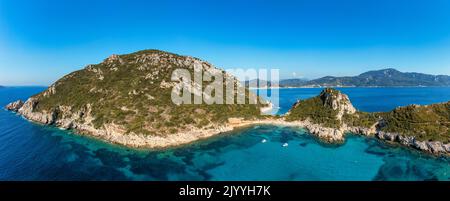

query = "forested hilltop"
[[5, 50, 266, 137]]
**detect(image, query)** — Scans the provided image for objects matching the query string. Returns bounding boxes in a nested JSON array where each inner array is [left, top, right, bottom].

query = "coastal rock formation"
[[376, 131, 450, 154], [305, 123, 345, 142], [344, 124, 377, 136], [319, 88, 356, 120], [286, 88, 365, 142], [6, 100, 24, 112], [285, 88, 450, 155]]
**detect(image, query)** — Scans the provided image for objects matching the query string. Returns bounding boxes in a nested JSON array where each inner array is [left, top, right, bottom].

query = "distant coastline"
[[248, 85, 448, 90], [247, 68, 450, 88]]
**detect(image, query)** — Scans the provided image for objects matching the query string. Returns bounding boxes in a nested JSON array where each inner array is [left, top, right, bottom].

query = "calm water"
[[0, 87, 449, 181]]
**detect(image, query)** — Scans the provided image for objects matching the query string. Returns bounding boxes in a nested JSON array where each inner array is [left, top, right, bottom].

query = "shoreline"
[[8, 105, 450, 156], [4, 96, 450, 155]]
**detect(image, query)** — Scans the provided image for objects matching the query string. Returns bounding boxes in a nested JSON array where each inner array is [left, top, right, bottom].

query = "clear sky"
[[1, 0, 450, 85]]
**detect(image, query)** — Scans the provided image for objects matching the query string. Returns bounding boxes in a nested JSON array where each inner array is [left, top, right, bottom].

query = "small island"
[[5, 50, 450, 155]]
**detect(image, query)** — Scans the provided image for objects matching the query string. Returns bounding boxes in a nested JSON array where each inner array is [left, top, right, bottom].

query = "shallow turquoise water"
[[0, 87, 449, 180]]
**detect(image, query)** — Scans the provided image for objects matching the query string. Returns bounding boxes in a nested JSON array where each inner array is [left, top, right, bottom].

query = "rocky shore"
[[5, 97, 335, 148], [6, 97, 234, 148], [376, 131, 450, 155], [5, 98, 450, 155], [2, 50, 449, 156], [3, 99, 347, 148], [5, 100, 24, 112], [232, 118, 450, 155]]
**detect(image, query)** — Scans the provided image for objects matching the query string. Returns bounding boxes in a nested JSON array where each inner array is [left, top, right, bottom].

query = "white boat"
[[282, 143, 288, 147], [261, 139, 267, 143]]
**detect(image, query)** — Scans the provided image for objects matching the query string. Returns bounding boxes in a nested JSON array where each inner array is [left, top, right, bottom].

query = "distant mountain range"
[[247, 68, 450, 88]]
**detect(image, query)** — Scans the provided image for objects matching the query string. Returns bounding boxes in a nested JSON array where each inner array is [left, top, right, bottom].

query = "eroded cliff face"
[[286, 88, 363, 142], [6, 86, 450, 154], [9, 91, 242, 148], [5, 100, 24, 112], [377, 131, 450, 154], [16, 97, 97, 132], [319, 88, 356, 120]]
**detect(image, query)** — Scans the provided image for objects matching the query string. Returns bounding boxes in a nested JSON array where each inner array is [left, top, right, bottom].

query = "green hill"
[[285, 88, 449, 144], [380, 102, 450, 143], [16, 50, 266, 136], [286, 88, 378, 128]]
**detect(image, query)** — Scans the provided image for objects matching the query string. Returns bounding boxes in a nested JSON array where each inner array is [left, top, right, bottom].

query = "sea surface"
[[0, 87, 449, 180]]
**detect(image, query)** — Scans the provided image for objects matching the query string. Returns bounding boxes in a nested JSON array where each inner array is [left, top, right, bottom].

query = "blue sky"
[[1, 0, 450, 85]]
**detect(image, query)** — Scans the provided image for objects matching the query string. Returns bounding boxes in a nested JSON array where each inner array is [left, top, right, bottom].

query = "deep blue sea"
[[0, 87, 449, 181]]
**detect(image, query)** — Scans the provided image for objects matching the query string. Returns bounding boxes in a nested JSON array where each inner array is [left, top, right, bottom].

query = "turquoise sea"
[[0, 87, 449, 180]]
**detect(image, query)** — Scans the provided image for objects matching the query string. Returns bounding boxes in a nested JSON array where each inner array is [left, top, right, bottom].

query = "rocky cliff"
[[375, 102, 450, 154], [285, 88, 375, 142], [6, 100, 24, 112]]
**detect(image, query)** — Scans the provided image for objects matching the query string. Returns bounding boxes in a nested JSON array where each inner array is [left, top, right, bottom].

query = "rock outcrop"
[[376, 131, 450, 154], [305, 123, 345, 142], [5, 100, 24, 112], [319, 88, 356, 120], [286, 88, 365, 142]]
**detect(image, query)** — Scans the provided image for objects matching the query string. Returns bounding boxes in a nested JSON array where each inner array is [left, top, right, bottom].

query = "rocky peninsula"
[[5, 50, 267, 148], [5, 50, 450, 155]]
